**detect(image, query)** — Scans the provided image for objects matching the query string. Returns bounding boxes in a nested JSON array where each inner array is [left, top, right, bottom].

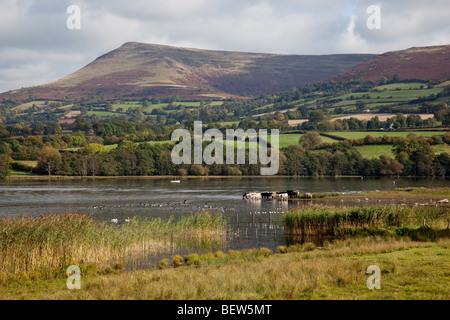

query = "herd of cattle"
[[243, 190, 313, 201]]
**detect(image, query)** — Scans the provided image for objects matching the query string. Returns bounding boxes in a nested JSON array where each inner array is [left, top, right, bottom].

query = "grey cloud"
[[0, 0, 449, 93]]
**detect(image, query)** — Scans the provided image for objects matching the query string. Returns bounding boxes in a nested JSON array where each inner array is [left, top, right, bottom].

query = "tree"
[[0, 155, 12, 179], [379, 155, 404, 176], [308, 110, 325, 123], [299, 132, 323, 150], [355, 100, 366, 112], [334, 107, 344, 115], [74, 117, 92, 135], [0, 142, 12, 155], [442, 111, 450, 126], [393, 137, 434, 176], [37, 146, 62, 176], [82, 143, 106, 155], [444, 132, 450, 145], [189, 165, 205, 176], [392, 74, 400, 82], [284, 145, 307, 176]]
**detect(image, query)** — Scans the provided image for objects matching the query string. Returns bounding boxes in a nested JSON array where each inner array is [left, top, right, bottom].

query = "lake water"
[[1, 177, 448, 268]]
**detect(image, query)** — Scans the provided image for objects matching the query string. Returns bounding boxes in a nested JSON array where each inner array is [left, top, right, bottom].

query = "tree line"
[[1, 133, 449, 179]]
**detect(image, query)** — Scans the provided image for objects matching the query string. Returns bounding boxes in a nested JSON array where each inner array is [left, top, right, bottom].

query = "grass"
[[216, 133, 338, 149], [312, 187, 450, 202], [343, 187, 450, 200], [330, 85, 444, 109], [329, 131, 445, 140], [284, 205, 449, 237], [214, 121, 240, 127], [12, 101, 58, 111], [357, 144, 450, 159], [9, 170, 39, 177], [334, 87, 443, 102], [61, 141, 174, 152], [13, 161, 38, 168], [108, 101, 224, 114], [87, 111, 119, 118], [356, 145, 394, 158], [148, 141, 175, 146], [374, 82, 428, 90], [274, 134, 338, 148], [433, 144, 450, 155], [111, 101, 143, 112], [1, 237, 448, 299], [0, 212, 226, 283]]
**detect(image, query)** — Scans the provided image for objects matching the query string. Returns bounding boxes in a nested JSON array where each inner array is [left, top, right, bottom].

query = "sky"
[[1, 0, 449, 93]]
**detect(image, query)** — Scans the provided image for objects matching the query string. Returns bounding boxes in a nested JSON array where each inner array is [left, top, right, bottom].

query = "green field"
[[61, 141, 177, 153], [13, 160, 38, 168], [9, 170, 38, 177], [356, 145, 395, 158], [214, 121, 240, 127], [274, 134, 338, 148], [356, 144, 450, 159], [433, 144, 450, 155], [89, 101, 224, 117], [87, 111, 119, 118], [374, 82, 429, 91], [110, 101, 142, 111], [12, 100, 59, 111], [330, 131, 446, 140], [149, 141, 175, 146], [335, 87, 443, 102], [331, 84, 445, 109]]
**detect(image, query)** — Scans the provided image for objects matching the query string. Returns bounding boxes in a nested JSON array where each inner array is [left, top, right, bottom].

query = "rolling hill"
[[0, 42, 375, 101], [330, 45, 450, 83]]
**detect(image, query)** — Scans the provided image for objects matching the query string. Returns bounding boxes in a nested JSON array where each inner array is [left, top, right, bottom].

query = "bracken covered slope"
[[330, 45, 450, 83], [0, 42, 376, 101]]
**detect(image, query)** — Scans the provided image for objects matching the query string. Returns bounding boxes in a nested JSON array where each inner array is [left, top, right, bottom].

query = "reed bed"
[[284, 205, 450, 237], [0, 212, 226, 279]]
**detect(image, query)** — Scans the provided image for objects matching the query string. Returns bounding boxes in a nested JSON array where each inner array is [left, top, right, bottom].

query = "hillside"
[[331, 45, 450, 83], [0, 42, 375, 101]]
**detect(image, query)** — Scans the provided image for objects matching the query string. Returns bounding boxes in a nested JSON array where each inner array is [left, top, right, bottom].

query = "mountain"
[[330, 45, 450, 83], [0, 42, 375, 101]]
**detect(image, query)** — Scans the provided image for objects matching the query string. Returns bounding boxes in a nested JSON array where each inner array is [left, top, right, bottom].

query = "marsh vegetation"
[[0, 212, 226, 282], [284, 205, 449, 237]]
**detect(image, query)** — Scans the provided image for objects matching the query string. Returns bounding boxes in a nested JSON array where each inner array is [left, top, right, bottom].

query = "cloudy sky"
[[1, 0, 449, 93]]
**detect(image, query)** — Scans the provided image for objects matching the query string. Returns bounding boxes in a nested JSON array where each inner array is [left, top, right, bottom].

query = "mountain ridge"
[[330, 44, 450, 83], [0, 42, 376, 101]]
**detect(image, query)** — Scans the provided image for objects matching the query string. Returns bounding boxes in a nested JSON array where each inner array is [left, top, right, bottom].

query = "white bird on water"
[[111, 219, 119, 224], [125, 217, 131, 223]]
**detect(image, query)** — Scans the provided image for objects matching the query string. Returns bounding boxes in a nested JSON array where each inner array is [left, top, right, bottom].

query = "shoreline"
[[5, 175, 450, 181]]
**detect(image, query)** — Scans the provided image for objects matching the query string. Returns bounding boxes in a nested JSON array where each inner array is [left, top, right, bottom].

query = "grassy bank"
[[0, 212, 226, 283], [313, 187, 450, 201], [1, 237, 448, 299], [1, 203, 448, 300], [284, 205, 449, 237]]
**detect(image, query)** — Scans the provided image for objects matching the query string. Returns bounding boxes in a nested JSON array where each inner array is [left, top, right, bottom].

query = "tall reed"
[[0, 212, 226, 279], [284, 205, 449, 236]]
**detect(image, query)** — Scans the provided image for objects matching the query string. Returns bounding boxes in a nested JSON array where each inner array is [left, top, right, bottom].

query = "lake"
[[0, 177, 448, 268]]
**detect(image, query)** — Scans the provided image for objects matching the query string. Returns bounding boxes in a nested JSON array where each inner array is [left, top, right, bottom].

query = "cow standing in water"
[[243, 192, 262, 200]]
